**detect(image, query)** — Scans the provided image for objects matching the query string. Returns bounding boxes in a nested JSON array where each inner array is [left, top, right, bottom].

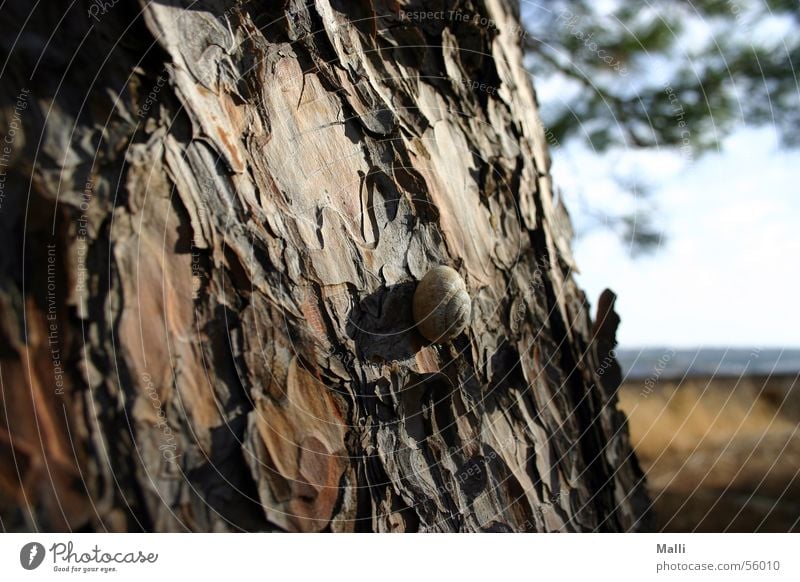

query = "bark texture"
[[0, 0, 651, 532]]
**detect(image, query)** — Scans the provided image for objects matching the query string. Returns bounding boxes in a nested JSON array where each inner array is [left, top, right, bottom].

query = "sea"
[[615, 348, 800, 381]]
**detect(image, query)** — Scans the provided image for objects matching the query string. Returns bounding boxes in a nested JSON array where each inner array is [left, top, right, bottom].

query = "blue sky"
[[519, 1, 800, 348], [551, 126, 800, 348]]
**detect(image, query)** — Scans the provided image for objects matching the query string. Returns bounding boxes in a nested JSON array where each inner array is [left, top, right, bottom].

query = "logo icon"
[[20, 542, 46, 570]]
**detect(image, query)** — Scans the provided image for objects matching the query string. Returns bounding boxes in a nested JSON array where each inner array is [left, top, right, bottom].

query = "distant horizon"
[[614, 347, 800, 380], [617, 345, 800, 351]]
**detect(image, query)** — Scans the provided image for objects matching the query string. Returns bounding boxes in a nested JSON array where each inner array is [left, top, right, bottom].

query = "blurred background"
[[521, 0, 800, 531]]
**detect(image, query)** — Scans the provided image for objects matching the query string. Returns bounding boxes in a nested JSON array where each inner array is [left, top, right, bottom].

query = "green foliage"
[[522, 0, 799, 253]]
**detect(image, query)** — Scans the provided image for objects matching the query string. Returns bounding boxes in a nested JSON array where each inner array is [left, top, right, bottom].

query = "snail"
[[412, 266, 471, 343]]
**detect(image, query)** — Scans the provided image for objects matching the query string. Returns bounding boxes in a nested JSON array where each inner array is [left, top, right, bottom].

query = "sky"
[[518, 1, 800, 349], [552, 126, 800, 348]]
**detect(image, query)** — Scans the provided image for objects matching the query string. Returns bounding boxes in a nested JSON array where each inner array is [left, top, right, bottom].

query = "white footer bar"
[[1, 533, 797, 581]]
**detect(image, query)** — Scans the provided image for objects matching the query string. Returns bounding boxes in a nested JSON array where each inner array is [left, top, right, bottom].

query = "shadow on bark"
[[346, 281, 425, 363]]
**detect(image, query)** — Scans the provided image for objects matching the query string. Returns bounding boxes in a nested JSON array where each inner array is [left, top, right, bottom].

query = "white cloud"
[[564, 126, 800, 347]]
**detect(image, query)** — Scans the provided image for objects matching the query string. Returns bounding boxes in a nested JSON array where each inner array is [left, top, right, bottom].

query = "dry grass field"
[[619, 374, 800, 532]]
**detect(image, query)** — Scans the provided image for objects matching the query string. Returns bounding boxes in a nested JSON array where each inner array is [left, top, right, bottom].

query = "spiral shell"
[[412, 266, 471, 343]]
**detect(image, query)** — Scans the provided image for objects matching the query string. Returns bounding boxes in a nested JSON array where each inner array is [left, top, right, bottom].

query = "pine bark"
[[0, 0, 651, 532]]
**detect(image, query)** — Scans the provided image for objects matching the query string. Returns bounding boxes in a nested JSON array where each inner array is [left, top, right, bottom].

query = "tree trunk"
[[0, 0, 651, 532]]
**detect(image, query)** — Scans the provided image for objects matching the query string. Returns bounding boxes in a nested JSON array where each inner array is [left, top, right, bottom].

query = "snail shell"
[[412, 266, 471, 343]]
